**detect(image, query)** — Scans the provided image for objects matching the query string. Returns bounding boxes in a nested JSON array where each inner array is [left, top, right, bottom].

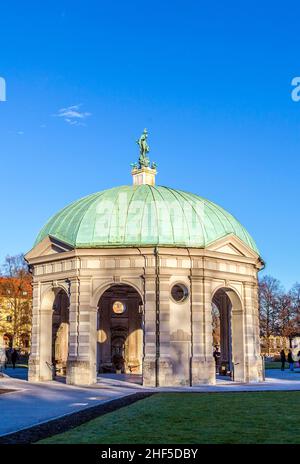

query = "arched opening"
[[97, 284, 143, 384], [212, 287, 245, 382], [212, 291, 232, 379], [52, 289, 69, 376]]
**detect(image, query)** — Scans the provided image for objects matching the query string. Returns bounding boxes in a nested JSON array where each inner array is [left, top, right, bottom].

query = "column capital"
[[189, 272, 213, 283], [158, 274, 172, 282], [243, 281, 257, 289], [32, 280, 41, 289], [143, 270, 156, 279], [189, 270, 204, 279], [40, 308, 53, 315], [189, 275, 203, 283], [86, 305, 98, 314]]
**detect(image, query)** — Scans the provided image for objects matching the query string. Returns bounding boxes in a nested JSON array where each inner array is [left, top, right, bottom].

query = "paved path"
[[97, 369, 300, 392], [0, 375, 142, 437], [2, 367, 28, 380], [0, 368, 299, 437]]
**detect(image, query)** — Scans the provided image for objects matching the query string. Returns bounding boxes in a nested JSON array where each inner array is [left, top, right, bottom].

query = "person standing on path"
[[288, 349, 294, 371], [11, 349, 18, 369], [213, 346, 221, 373], [280, 349, 286, 371]]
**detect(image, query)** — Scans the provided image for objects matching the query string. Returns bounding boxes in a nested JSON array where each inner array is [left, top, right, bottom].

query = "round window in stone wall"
[[171, 284, 189, 303], [112, 301, 126, 314]]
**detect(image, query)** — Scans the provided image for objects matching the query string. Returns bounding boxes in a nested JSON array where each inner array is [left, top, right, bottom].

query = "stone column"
[[28, 282, 40, 381], [143, 274, 157, 387], [243, 281, 263, 382], [67, 277, 79, 363], [157, 275, 173, 386], [28, 282, 53, 382], [39, 306, 54, 380], [66, 278, 97, 385], [253, 282, 263, 381], [231, 304, 245, 382], [190, 275, 215, 385]]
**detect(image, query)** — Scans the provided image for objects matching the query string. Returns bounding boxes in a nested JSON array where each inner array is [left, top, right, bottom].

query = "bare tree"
[[259, 276, 300, 354], [277, 293, 296, 339], [289, 282, 300, 336], [259, 275, 282, 354], [2, 254, 28, 278]]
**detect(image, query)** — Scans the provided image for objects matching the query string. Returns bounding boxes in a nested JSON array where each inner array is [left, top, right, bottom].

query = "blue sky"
[[0, 1, 300, 289]]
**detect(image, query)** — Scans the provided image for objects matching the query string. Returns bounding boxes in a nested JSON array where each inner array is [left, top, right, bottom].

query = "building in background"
[[0, 276, 32, 354], [291, 336, 300, 357], [260, 336, 290, 357]]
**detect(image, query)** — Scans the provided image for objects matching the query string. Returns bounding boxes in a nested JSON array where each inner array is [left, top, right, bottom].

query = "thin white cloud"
[[54, 104, 91, 126]]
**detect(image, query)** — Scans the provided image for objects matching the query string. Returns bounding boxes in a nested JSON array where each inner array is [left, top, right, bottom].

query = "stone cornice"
[[28, 245, 261, 268]]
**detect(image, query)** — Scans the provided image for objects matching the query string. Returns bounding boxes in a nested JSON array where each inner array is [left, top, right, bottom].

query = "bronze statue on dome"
[[136, 128, 150, 168]]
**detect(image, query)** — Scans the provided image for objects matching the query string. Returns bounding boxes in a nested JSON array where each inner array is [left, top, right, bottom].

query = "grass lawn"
[[265, 361, 283, 369], [39, 392, 300, 444], [265, 361, 300, 370]]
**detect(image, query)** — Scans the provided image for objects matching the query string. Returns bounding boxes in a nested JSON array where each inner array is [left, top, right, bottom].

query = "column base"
[[143, 357, 157, 387], [158, 357, 173, 386], [245, 356, 264, 382], [28, 357, 40, 382], [190, 357, 216, 385], [28, 356, 53, 382], [66, 360, 96, 385]]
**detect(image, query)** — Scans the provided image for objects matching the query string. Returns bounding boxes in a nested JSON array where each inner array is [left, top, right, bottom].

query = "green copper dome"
[[34, 185, 259, 254]]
